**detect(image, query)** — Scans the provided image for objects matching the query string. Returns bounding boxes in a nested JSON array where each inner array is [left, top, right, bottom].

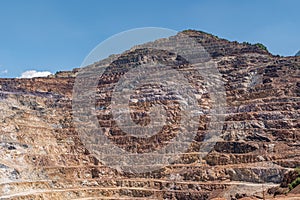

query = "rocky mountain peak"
[[0, 30, 299, 199]]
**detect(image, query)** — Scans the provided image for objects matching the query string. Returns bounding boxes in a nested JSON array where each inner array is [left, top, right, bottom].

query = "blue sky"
[[0, 0, 299, 77]]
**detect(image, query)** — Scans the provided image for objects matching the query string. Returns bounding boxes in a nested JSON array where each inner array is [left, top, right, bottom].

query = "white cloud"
[[0, 69, 8, 74], [0, 64, 8, 74], [19, 70, 52, 78]]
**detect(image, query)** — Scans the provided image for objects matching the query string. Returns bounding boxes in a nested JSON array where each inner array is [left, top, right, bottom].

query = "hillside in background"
[[0, 30, 299, 200]]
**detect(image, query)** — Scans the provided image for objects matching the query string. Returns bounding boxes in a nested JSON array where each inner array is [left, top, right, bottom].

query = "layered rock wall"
[[0, 30, 299, 199]]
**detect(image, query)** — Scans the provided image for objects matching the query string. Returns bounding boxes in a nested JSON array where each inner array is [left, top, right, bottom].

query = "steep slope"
[[0, 30, 299, 199]]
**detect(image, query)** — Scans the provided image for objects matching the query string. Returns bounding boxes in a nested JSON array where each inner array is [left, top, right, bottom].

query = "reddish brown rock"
[[0, 30, 299, 199]]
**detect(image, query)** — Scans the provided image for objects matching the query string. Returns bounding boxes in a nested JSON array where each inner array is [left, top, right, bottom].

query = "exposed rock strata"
[[0, 30, 299, 199]]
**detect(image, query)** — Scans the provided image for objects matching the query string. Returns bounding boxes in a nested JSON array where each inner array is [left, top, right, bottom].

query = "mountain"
[[296, 50, 300, 56], [0, 30, 299, 199]]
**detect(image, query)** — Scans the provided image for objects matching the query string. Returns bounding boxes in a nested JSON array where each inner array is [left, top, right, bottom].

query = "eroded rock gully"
[[0, 30, 299, 199]]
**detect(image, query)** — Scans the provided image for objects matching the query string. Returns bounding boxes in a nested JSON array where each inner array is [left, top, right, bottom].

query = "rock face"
[[0, 30, 299, 199]]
